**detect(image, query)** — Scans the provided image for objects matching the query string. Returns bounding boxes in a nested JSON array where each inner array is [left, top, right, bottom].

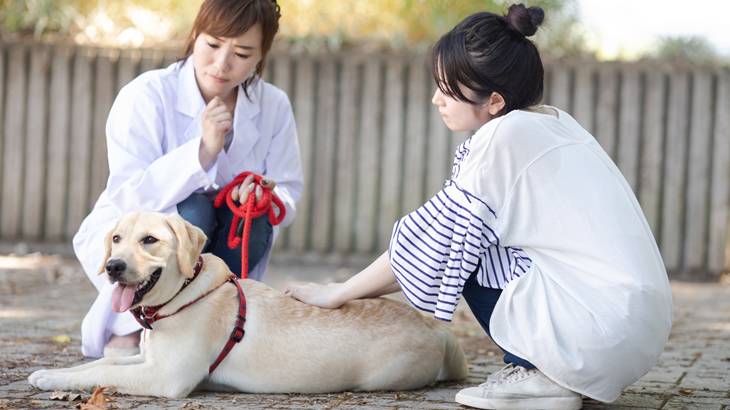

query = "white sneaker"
[[455, 366, 582, 410]]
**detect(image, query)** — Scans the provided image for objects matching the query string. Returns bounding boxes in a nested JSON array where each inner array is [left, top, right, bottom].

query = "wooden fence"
[[0, 41, 728, 277]]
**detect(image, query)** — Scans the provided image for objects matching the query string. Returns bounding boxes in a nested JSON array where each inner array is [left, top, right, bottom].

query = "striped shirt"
[[389, 179, 532, 321]]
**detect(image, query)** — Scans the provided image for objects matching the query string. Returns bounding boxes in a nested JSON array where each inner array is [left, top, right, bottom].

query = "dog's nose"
[[105, 259, 127, 279]]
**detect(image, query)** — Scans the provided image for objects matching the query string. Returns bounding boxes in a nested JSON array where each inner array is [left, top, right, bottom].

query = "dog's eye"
[[142, 236, 158, 245], [112, 235, 121, 243]]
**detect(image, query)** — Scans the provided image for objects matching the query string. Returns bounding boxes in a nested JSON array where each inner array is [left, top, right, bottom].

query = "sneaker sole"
[[455, 392, 582, 410]]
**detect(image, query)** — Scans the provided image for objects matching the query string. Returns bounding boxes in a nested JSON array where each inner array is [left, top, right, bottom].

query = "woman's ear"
[[486, 92, 506, 115]]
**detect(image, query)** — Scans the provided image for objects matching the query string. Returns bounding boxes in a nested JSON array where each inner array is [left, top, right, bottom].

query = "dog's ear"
[[165, 213, 207, 278], [98, 221, 118, 274]]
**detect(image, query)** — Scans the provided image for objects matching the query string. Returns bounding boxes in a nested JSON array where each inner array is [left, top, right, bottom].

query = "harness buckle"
[[231, 326, 245, 342]]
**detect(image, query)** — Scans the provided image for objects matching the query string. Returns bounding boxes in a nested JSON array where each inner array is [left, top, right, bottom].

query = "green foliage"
[[0, 0, 593, 57], [652, 35, 719, 65], [0, 0, 78, 37]]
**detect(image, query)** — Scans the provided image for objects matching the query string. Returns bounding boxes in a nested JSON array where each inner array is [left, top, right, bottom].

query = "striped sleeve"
[[388, 180, 502, 321]]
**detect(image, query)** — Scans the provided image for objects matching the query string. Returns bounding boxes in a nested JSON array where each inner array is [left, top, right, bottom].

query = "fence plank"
[[333, 59, 358, 253], [683, 71, 713, 271], [22, 46, 51, 239], [1, 46, 28, 238], [617, 67, 641, 191], [542, 66, 552, 105], [573, 64, 595, 133], [426, 87, 450, 195], [45, 47, 73, 241], [0, 47, 5, 238], [377, 58, 405, 251], [550, 66, 572, 112], [354, 59, 383, 253], [708, 70, 730, 274], [66, 48, 95, 238], [117, 49, 140, 94], [595, 65, 619, 158], [639, 69, 666, 238], [89, 51, 116, 211], [139, 49, 165, 74], [287, 57, 315, 251], [270, 56, 293, 251], [402, 56, 429, 216], [661, 70, 691, 271], [311, 59, 337, 252]]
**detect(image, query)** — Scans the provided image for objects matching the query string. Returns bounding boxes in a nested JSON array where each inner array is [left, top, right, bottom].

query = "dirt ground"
[[1, 253, 729, 409]]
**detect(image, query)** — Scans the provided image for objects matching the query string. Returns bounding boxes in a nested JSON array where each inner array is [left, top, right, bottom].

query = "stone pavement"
[[1, 253, 729, 409]]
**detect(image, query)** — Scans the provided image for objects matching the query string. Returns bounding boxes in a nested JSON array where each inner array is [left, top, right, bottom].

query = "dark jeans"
[[462, 271, 536, 369], [177, 193, 272, 280]]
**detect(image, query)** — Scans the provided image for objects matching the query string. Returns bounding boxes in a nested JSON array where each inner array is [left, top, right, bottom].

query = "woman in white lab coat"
[[73, 0, 303, 358]]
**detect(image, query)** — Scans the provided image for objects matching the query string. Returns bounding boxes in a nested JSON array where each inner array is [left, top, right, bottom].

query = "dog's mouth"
[[132, 268, 163, 305], [111, 268, 162, 312]]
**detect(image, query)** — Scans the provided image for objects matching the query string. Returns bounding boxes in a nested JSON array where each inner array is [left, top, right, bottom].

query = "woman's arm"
[[285, 251, 399, 308]]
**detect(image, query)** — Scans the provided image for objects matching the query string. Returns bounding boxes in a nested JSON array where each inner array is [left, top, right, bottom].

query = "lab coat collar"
[[176, 57, 261, 121]]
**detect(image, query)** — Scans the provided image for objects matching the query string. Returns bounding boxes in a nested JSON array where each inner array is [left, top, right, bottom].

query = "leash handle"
[[213, 172, 286, 278]]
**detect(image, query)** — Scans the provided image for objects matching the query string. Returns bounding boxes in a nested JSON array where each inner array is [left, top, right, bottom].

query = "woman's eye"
[[207, 42, 220, 49], [142, 236, 158, 244], [112, 235, 121, 243], [235, 53, 250, 59]]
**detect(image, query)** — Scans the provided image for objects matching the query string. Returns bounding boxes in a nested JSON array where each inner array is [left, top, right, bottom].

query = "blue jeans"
[[177, 193, 272, 280], [462, 271, 536, 369]]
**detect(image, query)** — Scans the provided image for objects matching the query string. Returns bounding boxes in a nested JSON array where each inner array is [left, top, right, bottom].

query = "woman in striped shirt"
[[286, 4, 672, 410]]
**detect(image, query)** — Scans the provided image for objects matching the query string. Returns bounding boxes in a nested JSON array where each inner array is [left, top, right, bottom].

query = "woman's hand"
[[285, 282, 346, 309], [284, 252, 397, 309], [199, 96, 232, 168], [231, 174, 269, 204]]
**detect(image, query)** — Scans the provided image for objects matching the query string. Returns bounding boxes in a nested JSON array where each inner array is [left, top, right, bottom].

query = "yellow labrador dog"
[[29, 212, 467, 398]]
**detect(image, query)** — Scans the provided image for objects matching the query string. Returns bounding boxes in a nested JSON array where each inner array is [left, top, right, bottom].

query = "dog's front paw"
[[28, 369, 69, 391]]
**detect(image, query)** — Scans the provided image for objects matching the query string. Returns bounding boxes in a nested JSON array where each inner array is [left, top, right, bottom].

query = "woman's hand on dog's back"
[[199, 96, 232, 169]]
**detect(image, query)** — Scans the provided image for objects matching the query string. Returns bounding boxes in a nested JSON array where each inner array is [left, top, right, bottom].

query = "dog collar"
[[128, 257, 247, 374], [130, 256, 205, 330]]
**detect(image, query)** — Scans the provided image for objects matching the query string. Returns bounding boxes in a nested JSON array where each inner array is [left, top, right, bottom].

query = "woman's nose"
[[213, 51, 231, 72], [432, 89, 443, 106]]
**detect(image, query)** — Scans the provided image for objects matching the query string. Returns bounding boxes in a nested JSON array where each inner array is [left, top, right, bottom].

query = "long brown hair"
[[180, 0, 281, 95]]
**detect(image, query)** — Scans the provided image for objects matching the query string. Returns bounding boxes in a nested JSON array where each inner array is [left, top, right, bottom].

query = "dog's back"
[[215, 279, 468, 393]]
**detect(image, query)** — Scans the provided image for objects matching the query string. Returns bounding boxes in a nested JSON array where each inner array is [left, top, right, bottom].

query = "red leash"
[[213, 171, 286, 278]]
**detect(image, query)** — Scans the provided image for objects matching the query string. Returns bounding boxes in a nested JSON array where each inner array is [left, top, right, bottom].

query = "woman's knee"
[[177, 194, 216, 237]]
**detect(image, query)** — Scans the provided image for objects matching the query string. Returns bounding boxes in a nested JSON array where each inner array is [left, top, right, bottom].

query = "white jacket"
[[73, 58, 303, 357], [457, 106, 672, 402]]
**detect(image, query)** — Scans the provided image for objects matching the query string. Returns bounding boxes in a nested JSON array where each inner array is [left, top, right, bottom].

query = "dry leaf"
[[52, 335, 71, 344], [678, 388, 694, 396], [78, 386, 110, 410]]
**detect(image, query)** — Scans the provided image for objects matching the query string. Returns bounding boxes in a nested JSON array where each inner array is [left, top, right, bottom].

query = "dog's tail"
[[437, 329, 468, 381]]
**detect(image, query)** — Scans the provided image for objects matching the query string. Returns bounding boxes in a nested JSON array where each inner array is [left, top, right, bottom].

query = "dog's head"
[[99, 212, 207, 312]]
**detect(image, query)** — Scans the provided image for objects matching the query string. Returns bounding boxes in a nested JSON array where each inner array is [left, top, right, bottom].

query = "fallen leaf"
[[52, 335, 71, 344], [78, 386, 111, 410], [678, 388, 694, 396]]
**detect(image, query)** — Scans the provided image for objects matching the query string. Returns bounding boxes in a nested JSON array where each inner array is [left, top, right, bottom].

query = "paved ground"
[[1, 253, 729, 409]]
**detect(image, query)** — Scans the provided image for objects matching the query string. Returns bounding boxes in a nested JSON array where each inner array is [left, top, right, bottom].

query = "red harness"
[[130, 256, 247, 374]]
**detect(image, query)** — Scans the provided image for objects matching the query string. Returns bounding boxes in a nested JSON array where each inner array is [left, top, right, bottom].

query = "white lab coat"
[[73, 58, 303, 358]]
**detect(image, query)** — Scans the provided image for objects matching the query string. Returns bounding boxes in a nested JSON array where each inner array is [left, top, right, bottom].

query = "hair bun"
[[505, 4, 544, 37]]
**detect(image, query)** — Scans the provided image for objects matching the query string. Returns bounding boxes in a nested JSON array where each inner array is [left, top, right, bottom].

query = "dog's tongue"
[[111, 283, 137, 312]]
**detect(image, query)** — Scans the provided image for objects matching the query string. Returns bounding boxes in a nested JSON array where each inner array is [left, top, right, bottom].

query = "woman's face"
[[431, 86, 494, 132], [192, 25, 263, 103]]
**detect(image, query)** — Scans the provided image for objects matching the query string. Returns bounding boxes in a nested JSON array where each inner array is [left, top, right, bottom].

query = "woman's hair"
[[431, 3, 545, 114], [180, 0, 281, 94]]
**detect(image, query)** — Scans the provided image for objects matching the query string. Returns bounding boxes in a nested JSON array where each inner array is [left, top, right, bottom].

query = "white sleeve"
[[104, 82, 216, 213], [264, 93, 303, 227]]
